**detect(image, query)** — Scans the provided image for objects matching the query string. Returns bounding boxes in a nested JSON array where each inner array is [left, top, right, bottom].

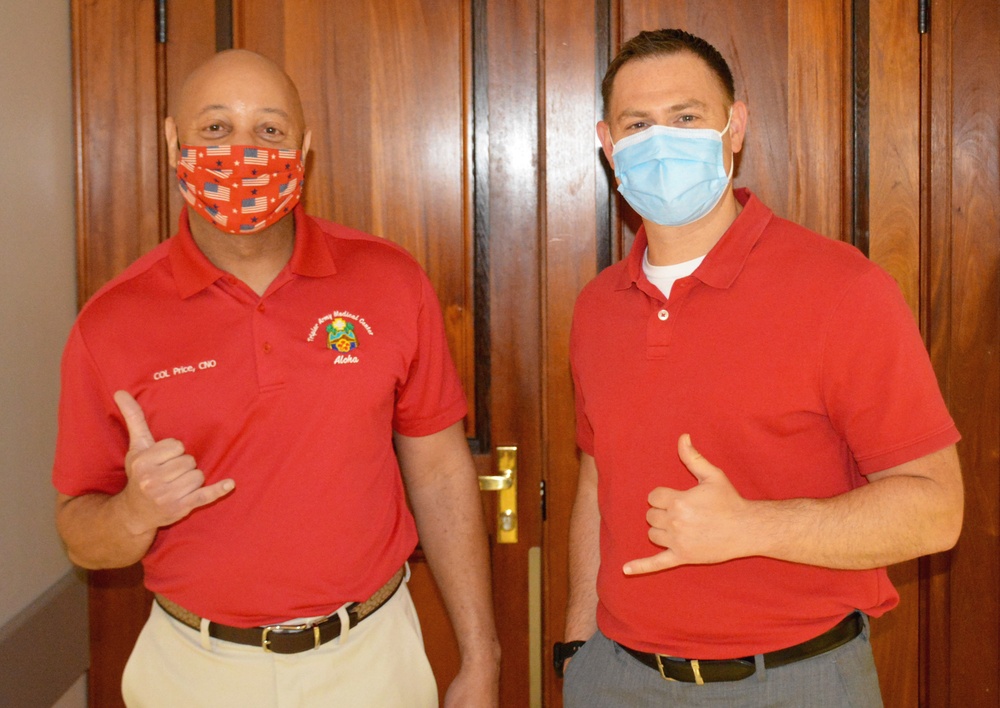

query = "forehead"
[[176, 54, 302, 123], [608, 52, 729, 118]]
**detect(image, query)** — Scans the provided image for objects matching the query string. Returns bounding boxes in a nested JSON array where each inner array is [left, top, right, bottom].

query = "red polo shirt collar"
[[616, 188, 773, 293], [169, 205, 337, 298]]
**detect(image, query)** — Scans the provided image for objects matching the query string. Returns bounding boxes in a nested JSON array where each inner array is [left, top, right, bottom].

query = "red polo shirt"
[[571, 189, 959, 658], [54, 207, 467, 626]]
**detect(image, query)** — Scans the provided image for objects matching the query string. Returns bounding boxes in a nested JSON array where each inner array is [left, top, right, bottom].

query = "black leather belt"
[[618, 612, 864, 684], [155, 567, 405, 654]]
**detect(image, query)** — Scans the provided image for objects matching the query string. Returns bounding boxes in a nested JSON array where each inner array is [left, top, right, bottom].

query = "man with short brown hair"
[[558, 28, 962, 707]]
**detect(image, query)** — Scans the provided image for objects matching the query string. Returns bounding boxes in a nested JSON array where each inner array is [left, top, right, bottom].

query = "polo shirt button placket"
[[647, 304, 674, 357]]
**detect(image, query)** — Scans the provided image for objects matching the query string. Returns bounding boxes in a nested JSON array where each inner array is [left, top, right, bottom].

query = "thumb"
[[677, 434, 724, 484], [114, 390, 156, 452]]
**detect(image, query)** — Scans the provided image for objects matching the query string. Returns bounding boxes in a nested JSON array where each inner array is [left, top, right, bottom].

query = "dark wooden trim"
[[851, 0, 870, 257], [156, 38, 169, 244], [471, 0, 492, 455], [917, 9, 940, 706], [215, 0, 234, 51], [0, 571, 88, 708], [156, 0, 166, 44], [918, 0, 930, 34], [595, 0, 612, 272], [71, 0, 87, 310]]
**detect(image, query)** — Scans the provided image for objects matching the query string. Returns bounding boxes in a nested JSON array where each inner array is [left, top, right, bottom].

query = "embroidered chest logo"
[[327, 318, 357, 352], [307, 310, 375, 365]]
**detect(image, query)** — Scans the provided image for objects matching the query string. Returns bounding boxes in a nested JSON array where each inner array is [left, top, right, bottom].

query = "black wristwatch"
[[553, 640, 586, 678]]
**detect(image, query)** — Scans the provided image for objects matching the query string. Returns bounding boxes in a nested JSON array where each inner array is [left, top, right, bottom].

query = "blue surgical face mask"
[[610, 111, 733, 227]]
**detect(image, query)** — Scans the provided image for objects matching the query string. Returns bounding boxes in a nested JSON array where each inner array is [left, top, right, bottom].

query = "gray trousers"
[[564, 621, 884, 708]]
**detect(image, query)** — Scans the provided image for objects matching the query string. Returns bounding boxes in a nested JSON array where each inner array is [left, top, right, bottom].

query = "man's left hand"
[[624, 434, 753, 574]]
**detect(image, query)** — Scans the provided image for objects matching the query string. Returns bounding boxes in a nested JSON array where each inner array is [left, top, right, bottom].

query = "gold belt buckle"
[[654, 655, 705, 685], [260, 622, 322, 653]]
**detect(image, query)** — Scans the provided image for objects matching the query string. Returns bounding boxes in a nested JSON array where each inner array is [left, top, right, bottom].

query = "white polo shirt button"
[[657, 309, 669, 321]]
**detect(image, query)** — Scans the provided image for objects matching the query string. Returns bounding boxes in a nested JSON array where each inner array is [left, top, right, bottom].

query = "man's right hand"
[[114, 390, 235, 535]]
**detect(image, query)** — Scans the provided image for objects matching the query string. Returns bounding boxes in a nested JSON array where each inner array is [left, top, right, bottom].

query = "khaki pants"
[[122, 583, 437, 708]]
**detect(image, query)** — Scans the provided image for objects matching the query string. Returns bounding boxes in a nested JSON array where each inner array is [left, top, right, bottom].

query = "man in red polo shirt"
[[53, 49, 499, 707], [557, 29, 963, 706]]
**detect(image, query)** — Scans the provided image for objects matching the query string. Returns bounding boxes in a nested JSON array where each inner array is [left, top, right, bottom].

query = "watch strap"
[[553, 640, 587, 678]]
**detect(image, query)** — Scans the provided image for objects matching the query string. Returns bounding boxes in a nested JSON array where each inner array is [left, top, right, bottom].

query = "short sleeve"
[[391, 271, 468, 437], [821, 267, 959, 474], [52, 324, 129, 497], [570, 303, 596, 456]]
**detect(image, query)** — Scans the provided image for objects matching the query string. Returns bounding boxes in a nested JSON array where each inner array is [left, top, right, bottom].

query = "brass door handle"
[[477, 469, 512, 491], [477, 446, 517, 543]]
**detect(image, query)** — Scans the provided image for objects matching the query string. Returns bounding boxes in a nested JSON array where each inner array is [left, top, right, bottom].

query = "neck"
[[188, 209, 296, 296], [643, 189, 742, 266]]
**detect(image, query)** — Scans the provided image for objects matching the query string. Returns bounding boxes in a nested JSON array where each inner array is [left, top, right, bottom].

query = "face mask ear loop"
[[720, 107, 733, 138], [721, 107, 735, 182], [703, 112, 736, 220]]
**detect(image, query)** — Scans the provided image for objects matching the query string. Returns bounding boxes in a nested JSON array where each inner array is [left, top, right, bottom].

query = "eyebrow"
[[614, 99, 710, 123], [196, 105, 291, 119]]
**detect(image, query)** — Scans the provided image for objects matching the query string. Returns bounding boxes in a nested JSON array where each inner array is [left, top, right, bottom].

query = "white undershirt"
[[642, 249, 705, 299]]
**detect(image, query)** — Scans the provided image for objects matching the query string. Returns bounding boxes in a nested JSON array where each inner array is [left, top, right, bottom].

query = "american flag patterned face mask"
[[176, 144, 305, 235]]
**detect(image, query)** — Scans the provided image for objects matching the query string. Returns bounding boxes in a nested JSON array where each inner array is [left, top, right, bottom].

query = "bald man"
[[54, 50, 500, 707]]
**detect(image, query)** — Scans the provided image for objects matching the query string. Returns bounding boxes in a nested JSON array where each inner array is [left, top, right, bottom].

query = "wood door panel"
[[865, 2, 923, 705], [233, 1, 285, 64], [868, 0, 921, 309], [926, 1, 1000, 704], [86, 568, 150, 708], [73, 0, 163, 305], [480, 0, 544, 704], [784, 0, 849, 239], [540, 0, 602, 704]]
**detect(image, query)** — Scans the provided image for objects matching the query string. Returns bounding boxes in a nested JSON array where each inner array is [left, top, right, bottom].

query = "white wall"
[[0, 0, 83, 703]]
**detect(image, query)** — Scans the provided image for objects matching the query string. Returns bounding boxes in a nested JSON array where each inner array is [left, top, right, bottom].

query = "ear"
[[596, 121, 616, 170], [164, 117, 180, 168], [728, 100, 749, 155], [300, 128, 312, 166]]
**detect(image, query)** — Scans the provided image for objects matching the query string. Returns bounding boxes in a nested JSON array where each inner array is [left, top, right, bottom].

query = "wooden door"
[[73, 1, 998, 706], [921, 1, 1000, 704]]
